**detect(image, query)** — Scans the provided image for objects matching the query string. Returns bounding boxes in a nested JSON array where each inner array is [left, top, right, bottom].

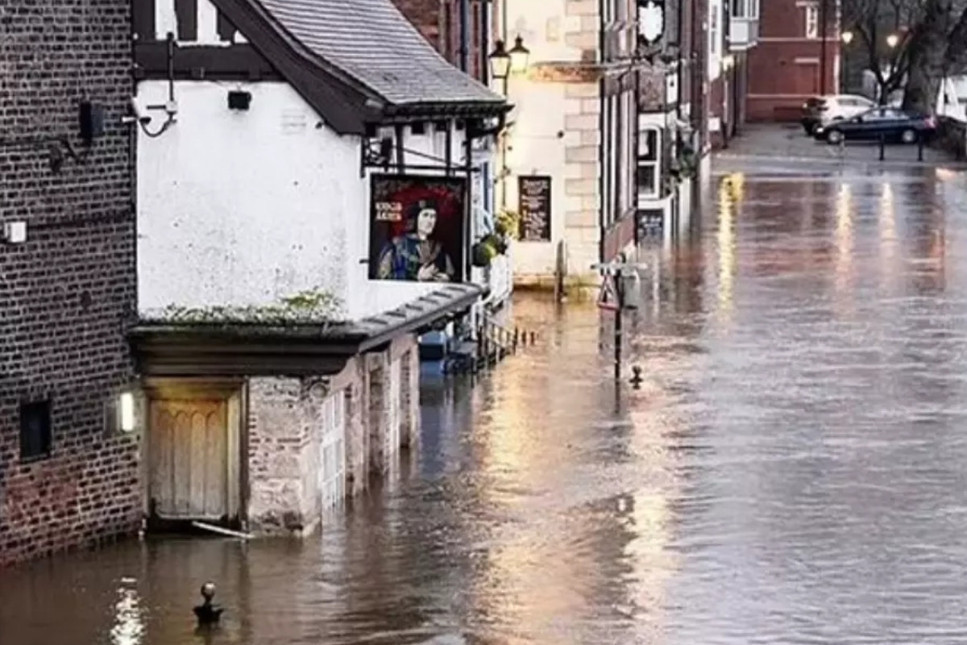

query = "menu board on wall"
[[517, 175, 552, 242]]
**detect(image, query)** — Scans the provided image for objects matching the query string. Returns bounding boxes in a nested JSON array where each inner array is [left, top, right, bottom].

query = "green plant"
[[152, 287, 343, 326], [495, 209, 521, 241]]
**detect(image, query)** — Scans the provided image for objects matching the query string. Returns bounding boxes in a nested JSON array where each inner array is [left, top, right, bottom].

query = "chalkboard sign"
[[517, 175, 552, 242], [637, 208, 663, 240]]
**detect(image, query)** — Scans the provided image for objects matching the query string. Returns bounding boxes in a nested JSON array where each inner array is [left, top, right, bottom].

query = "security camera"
[[126, 96, 151, 125]]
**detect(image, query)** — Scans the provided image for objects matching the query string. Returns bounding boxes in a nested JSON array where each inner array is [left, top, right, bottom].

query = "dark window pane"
[[637, 164, 657, 194], [639, 128, 659, 161]]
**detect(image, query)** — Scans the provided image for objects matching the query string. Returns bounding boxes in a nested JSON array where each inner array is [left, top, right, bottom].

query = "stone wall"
[[0, 0, 140, 567], [246, 334, 421, 535]]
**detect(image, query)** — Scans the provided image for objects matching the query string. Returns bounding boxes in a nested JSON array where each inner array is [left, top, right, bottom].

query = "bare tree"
[[841, 0, 967, 112]]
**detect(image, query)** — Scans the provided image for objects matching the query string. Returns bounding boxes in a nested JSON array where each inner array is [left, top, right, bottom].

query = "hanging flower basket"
[[472, 241, 497, 267]]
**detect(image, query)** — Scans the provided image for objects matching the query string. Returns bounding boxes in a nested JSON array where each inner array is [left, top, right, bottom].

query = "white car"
[[802, 94, 877, 134], [821, 95, 878, 124]]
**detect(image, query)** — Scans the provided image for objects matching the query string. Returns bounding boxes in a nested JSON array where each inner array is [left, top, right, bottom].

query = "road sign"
[[597, 272, 620, 311]]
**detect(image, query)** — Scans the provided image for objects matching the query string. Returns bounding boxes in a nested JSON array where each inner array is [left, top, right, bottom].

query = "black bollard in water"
[[879, 134, 885, 161], [918, 136, 924, 162], [193, 582, 224, 627]]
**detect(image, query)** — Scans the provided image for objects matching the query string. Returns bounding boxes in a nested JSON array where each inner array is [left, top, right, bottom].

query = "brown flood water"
[[4, 158, 967, 644]]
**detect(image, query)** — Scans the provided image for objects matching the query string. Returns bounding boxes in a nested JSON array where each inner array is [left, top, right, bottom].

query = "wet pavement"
[[720, 123, 967, 169], [4, 148, 967, 644]]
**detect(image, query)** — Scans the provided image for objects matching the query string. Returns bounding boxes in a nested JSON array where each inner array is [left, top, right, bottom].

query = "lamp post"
[[886, 33, 899, 48], [488, 35, 530, 208]]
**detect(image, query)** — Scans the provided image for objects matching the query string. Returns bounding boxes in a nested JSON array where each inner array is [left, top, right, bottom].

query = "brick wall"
[[246, 335, 418, 535], [746, 0, 840, 120], [0, 1, 140, 566], [391, 0, 487, 81]]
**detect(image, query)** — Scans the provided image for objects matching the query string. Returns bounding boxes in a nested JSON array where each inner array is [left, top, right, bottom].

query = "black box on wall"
[[79, 100, 106, 141]]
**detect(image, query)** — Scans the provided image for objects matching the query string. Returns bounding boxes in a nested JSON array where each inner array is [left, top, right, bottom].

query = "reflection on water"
[[2, 163, 967, 644], [110, 577, 145, 645]]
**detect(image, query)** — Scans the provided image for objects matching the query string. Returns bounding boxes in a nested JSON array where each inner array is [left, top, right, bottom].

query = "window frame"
[[804, 4, 819, 39], [637, 124, 662, 200]]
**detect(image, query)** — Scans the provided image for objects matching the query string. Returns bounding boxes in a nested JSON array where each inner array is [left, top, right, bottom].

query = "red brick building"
[[392, 0, 489, 81], [746, 0, 841, 121], [0, 2, 141, 566]]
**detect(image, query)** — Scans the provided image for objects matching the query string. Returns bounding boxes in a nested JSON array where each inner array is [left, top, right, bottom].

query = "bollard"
[[513, 327, 519, 351], [878, 134, 885, 161], [917, 136, 924, 162], [530, 331, 536, 344]]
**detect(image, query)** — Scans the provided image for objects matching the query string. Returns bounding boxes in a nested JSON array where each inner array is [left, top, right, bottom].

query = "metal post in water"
[[614, 270, 624, 382], [879, 134, 885, 161], [918, 136, 924, 162]]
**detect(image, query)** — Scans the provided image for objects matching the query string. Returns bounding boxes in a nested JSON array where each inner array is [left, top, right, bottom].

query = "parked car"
[[801, 94, 877, 135], [815, 107, 937, 145]]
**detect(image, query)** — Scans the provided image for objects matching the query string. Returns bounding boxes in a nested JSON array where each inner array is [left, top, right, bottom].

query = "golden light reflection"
[[109, 578, 144, 645], [879, 181, 898, 286], [716, 175, 739, 320], [833, 183, 854, 312]]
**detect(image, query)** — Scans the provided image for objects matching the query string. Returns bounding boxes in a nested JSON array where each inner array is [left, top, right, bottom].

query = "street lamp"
[[508, 35, 531, 75], [841, 30, 854, 44], [886, 33, 899, 48], [488, 39, 511, 81]]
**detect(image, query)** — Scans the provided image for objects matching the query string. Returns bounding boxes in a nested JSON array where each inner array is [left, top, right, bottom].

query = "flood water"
[[4, 156, 967, 644]]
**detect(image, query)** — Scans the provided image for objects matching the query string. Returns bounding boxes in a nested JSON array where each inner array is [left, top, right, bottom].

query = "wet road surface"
[[4, 154, 967, 644]]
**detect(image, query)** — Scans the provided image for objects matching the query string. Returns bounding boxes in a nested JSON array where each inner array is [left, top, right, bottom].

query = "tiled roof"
[[257, 0, 504, 108]]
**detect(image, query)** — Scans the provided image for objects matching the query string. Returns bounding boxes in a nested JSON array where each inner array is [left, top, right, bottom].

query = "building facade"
[[129, 0, 507, 536], [489, 0, 643, 289], [0, 1, 142, 566], [746, 0, 841, 121]]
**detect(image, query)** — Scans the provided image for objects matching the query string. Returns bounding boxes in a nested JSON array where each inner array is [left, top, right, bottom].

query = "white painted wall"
[[136, 81, 453, 322], [504, 0, 585, 64], [155, 0, 247, 44], [503, 81, 569, 277]]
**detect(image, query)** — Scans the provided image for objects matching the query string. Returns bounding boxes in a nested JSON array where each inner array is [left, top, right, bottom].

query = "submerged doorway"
[[144, 380, 244, 529]]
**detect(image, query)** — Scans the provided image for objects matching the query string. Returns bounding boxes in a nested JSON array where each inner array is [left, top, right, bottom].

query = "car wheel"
[[826, 129, 844, 145], [900, 128, 917, 144]]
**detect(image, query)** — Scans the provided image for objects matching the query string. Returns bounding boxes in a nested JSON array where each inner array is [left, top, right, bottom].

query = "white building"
[[127, 0, 507, 536], [495, 0, 642, 290]]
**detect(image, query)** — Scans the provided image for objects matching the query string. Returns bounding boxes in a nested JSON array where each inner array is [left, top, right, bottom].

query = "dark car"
[[801, 97, 825, 135], [815, 107, 937, 145]]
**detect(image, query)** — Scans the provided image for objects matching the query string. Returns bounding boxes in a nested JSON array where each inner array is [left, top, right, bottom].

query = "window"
[[20, 400, 52, 462], [637, 125, 661, 198], [805, 4, 819, 39], [731, 0, 759, 18]]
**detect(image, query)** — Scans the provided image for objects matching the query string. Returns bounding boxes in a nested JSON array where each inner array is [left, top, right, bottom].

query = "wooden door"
[[149, 398, 229, 520]]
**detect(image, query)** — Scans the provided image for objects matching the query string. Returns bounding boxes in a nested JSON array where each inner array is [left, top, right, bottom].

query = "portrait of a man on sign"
[[369, 175, 466, 283]]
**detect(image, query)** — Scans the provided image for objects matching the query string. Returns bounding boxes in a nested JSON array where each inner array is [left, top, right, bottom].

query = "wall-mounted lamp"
[[886, 33, 899, 48], [228, 90, 252, 111], [841, 30, 854, 44], [118, 391, 137, 433], [489, 40, 511, 81], [1, 221, 27, 244], [508, 35, 531, 75]]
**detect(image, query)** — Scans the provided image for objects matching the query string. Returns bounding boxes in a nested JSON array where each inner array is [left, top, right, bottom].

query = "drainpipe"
[[480, 0, 491, 85], [459, 0, 470, 72]]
